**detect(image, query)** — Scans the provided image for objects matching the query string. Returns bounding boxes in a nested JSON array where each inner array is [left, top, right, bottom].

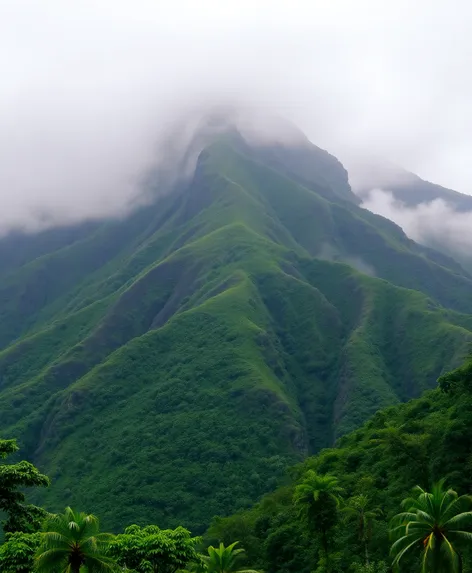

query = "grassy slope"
[[1, 137, 472, 531]]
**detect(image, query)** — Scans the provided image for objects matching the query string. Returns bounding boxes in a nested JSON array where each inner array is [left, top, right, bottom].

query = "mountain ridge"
[[1, 128, 472, 531], [349, 156, 472, 211]]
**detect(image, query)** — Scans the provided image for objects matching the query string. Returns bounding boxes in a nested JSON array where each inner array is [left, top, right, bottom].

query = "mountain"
[[347, 156, 472, 273], [2, 127, 472, 532], [348, 156, 472, 211], [207, 358, 472, 573]]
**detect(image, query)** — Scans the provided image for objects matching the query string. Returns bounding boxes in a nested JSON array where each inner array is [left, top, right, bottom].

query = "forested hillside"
[[207, 359, 472, 573], [3, 344, 472, 573], [2, 129, 472, 532]]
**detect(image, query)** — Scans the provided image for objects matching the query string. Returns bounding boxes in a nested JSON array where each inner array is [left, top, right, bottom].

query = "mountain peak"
[[145, 108, 356, 205]]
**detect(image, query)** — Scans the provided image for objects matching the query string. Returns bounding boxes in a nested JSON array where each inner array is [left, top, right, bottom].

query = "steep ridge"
[[1, 132, 472, 531]]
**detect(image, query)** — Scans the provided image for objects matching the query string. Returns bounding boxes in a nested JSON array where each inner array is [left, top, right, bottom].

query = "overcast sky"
[[1, 0, 472, 232]]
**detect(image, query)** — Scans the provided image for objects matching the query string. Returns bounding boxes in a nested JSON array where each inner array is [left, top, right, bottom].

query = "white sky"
[[1, 0, 472, 231]]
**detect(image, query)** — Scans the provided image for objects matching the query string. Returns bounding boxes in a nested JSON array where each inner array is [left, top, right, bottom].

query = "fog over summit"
[[1, 0, 472, 234]]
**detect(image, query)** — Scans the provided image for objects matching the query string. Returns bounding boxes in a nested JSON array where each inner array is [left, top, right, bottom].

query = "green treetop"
[[0, 531, 41, 573], [390, 480, 472, 573], [109, 524, 201, 573], [202, 541, 260, 573], [35, 506, 116, 573], [0, 438, 49, 533], [293, 471, 344, 567]]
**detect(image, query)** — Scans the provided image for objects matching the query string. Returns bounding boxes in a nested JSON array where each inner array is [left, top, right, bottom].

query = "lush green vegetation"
[[0, 439, 49, 533], [3, 132, 472, 539], [3, 357, 472, 572], [206, 358, 472, 573], [200, 541, 259, 573], [4, 120, 472, 573], [109, 524, 200, 573], [35, 507, 116, 573], [390, 481, 472, 573]]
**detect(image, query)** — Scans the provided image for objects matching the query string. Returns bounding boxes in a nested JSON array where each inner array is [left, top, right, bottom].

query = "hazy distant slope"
[[349, 157, 472, 211], [1, 132, 472, 532], [348, 157, 472, 272]]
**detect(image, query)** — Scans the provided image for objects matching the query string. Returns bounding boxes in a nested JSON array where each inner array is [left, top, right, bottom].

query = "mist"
[[2, 0, 472, 233], [317, 242, 376, 276], [361, 189, 472, 258]]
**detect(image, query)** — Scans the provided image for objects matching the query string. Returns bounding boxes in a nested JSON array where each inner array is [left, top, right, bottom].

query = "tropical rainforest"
[[2, 124, 472, 572]]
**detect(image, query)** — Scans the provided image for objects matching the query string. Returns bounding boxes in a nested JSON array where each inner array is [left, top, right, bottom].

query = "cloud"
[[343, 156, 420, 195], [317, 242, 376, 276], [361, 189, 472, 256], [1, 0, 472, 232]]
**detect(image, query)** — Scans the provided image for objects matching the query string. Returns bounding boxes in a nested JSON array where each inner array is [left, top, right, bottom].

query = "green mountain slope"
[[1, 132, 472, 532], [208, 359, 472, 573]]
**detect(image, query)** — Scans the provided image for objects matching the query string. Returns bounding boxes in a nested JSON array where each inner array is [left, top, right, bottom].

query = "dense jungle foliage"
[[2, 357, 472, 572], [205, 359, 472, 573]]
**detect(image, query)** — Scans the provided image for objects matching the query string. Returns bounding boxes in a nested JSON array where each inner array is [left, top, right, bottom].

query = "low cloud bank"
[[361, 189, 472, 256], [2, 1, 472, 234]]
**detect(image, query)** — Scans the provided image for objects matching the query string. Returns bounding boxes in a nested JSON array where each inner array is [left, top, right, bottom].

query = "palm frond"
[[83, 554, 118, 572], [448, 530, 472, 542], [390, 481, 472, 573], [35, 547, 69, 573], [35, 507, 115, 573], [391, 535, 424, 566], [390, 511, 418, 527], [444, 511, 472, 529]]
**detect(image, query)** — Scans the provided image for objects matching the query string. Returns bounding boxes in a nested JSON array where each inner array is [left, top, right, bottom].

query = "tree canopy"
[[0, 438, 49, 533], [109, 524, 201, 573], [0, 531, 41, 573]]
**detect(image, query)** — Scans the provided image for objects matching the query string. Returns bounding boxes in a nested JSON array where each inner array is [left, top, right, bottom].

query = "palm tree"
[[35, 506, 116, 573], [390, 480, 472, 573], [293, 471, 344, 567], [342, 494, 383, 565], [202, 542, 259, 573]]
